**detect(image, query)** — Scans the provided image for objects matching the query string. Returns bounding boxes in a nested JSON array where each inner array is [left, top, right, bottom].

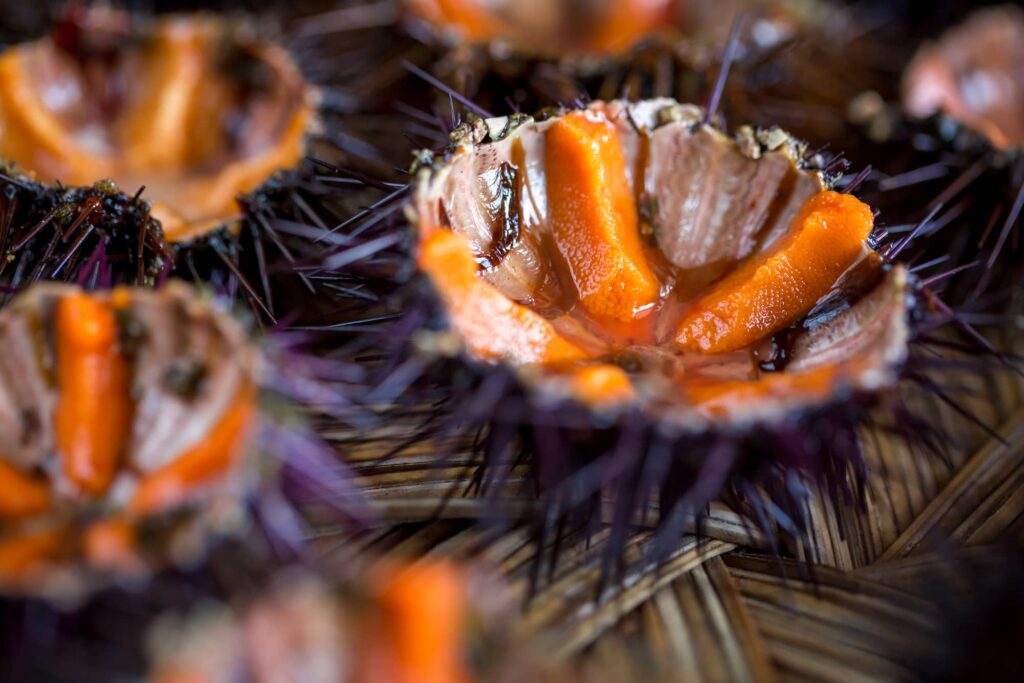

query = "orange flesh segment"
[[410, 0, 506, 40], [0, 528, 64, 579], [546, 110, 660, 323], [54, 292, 132, 497], [587, 0, 674, 52], [130, 387, 256, 515], [84, 517, 140, 572], [0, 21, 310, 243], [674, 191, 874, 354], [569, 364, 635, 405], [419, 229, 587, 365], [0, 461, 51, 520], [377, 562, 468, 683], [686, 365, 839, 419]]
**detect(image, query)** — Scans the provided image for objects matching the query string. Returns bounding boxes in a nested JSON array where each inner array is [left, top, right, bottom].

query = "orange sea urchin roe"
[[131, 386, 256, 515], [545, 109, 660, 324], [0, 285, 263, 592], [419, 229, 587, 365], [674, 191, 874, 354], [375, 562, 468, 683], [418, 99, 896, 418], [569, 364, 635, 405], [54, 292, 133, 497], [587, 0, 675, 53]]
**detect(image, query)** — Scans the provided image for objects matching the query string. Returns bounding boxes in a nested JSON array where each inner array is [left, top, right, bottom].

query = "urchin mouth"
[[902, 5, 1024, 151], [413, 100, 910, 425], [0, 282, 260, 597], [0, 7, 314, 243], [405, 0, 800, 56]]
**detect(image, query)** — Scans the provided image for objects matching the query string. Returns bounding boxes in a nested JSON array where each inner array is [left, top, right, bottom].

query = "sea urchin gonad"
[[0, 282, 260, 599], [412, 100, 909, 424], [0, 7, 314, 243]]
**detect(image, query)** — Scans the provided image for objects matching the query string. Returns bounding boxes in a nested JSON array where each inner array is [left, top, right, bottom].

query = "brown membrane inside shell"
[[0, 10, 313, 242], [903, 5, 1024, 151], [0, 283, 259, 593], [414, 100, 910, 424], [405, 0, 803, 55]]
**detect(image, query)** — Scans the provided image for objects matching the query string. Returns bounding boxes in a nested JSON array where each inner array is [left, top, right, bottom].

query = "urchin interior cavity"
[[0, 10, 313, 241], [416, 100, 909, 422]]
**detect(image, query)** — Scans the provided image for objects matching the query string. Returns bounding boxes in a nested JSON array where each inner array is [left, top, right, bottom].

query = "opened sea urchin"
[[0, 7, 313, 242], [0, 282, 260, 600], [406, 0, 804, 57], [0, 6, 359, 323], [902, 5, 1024, 153], [363, 97, 962, 568], [413, 100, 908, 423], [396, 0, 875, 147], [148, 562, 488, 683], [146, 559, 644, 683], [851, 4, 1024, 304]]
